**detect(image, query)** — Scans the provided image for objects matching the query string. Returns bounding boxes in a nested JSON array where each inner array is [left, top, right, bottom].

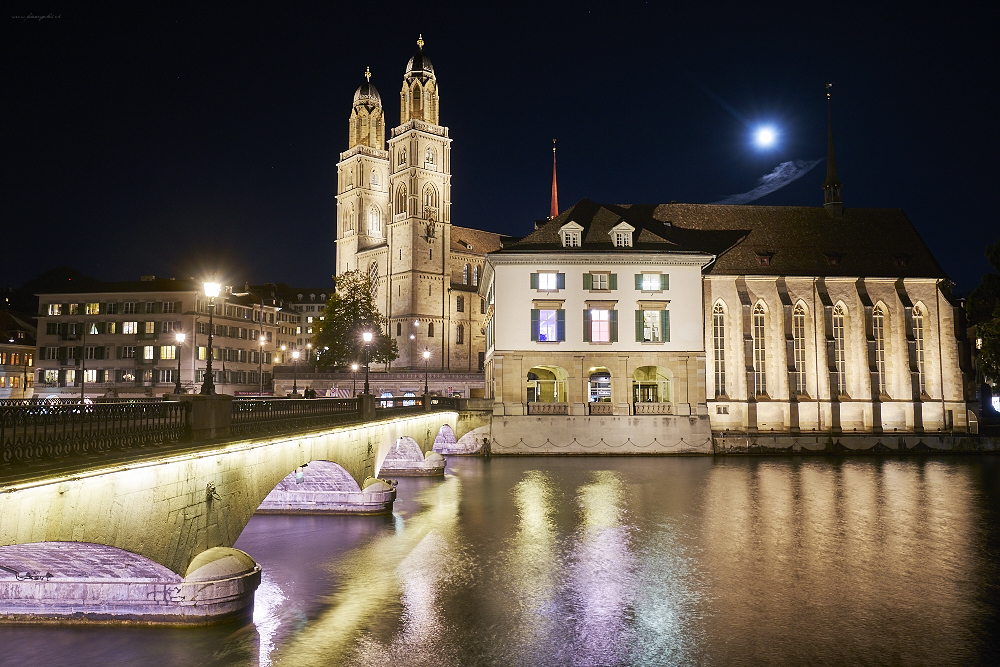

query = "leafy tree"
[[312, 270, 397, 369], [966, 237, 1000, 387]]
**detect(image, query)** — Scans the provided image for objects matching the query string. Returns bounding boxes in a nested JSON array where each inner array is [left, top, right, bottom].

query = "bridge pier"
[[255, 461, 396, 515]]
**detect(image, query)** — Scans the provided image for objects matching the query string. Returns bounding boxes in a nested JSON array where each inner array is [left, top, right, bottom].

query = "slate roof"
[[0, 311, 36, 347], [450, 225, 503, 255], [497, 199, 948, 279]]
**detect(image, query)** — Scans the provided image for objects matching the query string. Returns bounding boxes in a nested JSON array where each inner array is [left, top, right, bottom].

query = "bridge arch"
[[0, 412, 459, 575]]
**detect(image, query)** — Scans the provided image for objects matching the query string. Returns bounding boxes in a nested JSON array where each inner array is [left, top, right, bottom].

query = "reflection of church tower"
[[385, 35, 454, 369], [336, 68, 390, 272]]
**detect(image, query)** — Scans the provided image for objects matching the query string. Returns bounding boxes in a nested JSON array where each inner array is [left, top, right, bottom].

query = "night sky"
[[5, 1, 997, 294]]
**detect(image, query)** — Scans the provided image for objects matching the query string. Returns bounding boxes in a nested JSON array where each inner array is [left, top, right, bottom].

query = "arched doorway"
[[588, 367, 614, 415], [526, 365, 568, 414], [632, 366, 673, 414]]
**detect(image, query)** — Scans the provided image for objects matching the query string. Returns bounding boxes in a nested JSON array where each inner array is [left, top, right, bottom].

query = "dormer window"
[[824, 253, 842, 267], [755, 252, 774, 266], [609, 221, 635, 248], [559, 220, 584, 248], [894, 255, 909, 268]]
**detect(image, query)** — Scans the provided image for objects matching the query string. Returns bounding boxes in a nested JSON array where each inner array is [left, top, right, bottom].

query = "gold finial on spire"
[[553, 138, 557, 153], [417, 34, 424, 50], [826, 81, 833, 101], [365, 66, 371, 82]]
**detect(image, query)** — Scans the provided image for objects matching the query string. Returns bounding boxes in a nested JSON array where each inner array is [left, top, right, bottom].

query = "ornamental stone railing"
[[588, 402, 614, 416], [634, 402, 674, 415], [528, 402, 569, 415]]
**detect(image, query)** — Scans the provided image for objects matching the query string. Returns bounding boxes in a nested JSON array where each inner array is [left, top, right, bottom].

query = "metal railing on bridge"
[[1, 401, 188, 467], [230, 397, 360, 437]]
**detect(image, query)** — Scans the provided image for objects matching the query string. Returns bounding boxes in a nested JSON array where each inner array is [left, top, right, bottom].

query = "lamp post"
[[351, 363, 358, 396], [307, 343, 313, 371], [258, 338, 265, 396], [292, 350, 300, 396], [423, 349, 430, 394], [200, 282, 221, 395], [362, 331, 373, 394], [174, 332, 185, 394]]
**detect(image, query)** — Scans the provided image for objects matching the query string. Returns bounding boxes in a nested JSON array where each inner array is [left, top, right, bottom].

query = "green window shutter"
[[610, 310, 619, 342], [635, 310, 644, 342], [116, 346, 122, 359], [661, 274, 669, 290], [662, 310, 670, 342], [583, 273, 592, 290], [530, 309, 539, 341], [609, 274, 617, 290], [635, 274, 643, 290], [530, 273, 539, 289], [557, 273, 566, 289], [557, 310, 565, 341], [583, 310, 592, 342]]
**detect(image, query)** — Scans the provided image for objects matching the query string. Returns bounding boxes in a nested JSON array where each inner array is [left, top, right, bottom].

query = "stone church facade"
[[335, 38, 499, 372]]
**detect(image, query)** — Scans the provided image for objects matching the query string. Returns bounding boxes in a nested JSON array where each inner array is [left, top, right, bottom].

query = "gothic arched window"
[[473, 266, 479, 286], [713, 302, 726, 397], [873, 304, 887, 395], [368, 261, 380, 295], [833, 304, 847, 395], [368, 205, 381, 235], [456, 295, 464, 312], [396, 185, 407, 216], [463, 264, 469, 284], [457, 324, 464, 344], [792, 303, 807, 395], [425, 145, 435, 164], [371, 168, 380, 188], [913, 304, 926, 395], [346, 204, 355, 231], [423, 184, 439, 220], [753, 303, 767, 396], [398, 148, 406, 165], [428, 322, 434, 338]]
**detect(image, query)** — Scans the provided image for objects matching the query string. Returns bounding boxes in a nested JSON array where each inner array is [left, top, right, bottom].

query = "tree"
[[966, 237, 1000, 387], [312, 270, 398, 369]]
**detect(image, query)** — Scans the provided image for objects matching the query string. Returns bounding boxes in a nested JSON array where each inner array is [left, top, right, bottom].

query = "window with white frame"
[[122, 346, 137, 359], [642, 310, 664, 342], [143, 346, 154, 360], [753, 303, 767, 396], [144, 321, 156, 334], [124, 302, 138, 314], [69, 304, 80, 315], [589, 309, 612, 343], [713, 303, 726, 397], [533, 272, 562, 291], [793, 303, 807, 395], [586, 272, 613, 291], [614, 231, 631, 247], [162, 301, 178, 313], [85, 303, 100, 315], [160, 345, 176, 360], [537, 310, 559, 341], [159, 369, 175, 383], [47, 304, 62, 315], [123, 322, 138, 334]]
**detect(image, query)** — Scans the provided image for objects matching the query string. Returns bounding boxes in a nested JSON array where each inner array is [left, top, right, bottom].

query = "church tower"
[[385, 36, 454, 369], [336, 69, 391, 274], [823, 83, 844, 216]]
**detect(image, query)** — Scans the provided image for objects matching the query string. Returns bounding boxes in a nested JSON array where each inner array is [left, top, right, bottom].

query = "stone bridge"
[[0, 409, 488, 578]]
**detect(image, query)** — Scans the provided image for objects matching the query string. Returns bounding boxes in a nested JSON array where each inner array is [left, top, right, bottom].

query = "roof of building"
[[353, 80, 381, 107], [495, 199, 948, 279], [405, 37, 435, 78], [0, 311, 37, 347], [450, 225, 503, 255]]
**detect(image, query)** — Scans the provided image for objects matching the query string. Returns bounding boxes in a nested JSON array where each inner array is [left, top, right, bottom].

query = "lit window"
[[833, 304, 847, 395], [85, 303, 100, 315], [160, 346, 176, 360], [591, 309, 610, 343], [537, 272, 558, 290], [463, 264, 469, 284], [914, 305, 926, 395], [143, 346, 154, 360], [641, 310, 663, 342], [47, 304, 62, 315], [473, 266, 479, 286], [69, 303, 80, 315], [123, 322, 138, 334], [538, 310, 558, 341], [874, 305, 886, 394], [145, 321, 156, 334], [639, 273, 666, 291]]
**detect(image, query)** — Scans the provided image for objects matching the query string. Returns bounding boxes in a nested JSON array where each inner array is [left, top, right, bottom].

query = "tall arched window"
[[473, 266, 479, 286], [368, 261, 380, 295], [371, 168, 380, 188], [713, 302, 726, 397], [873, 304, 887, 395], [456, 295, 464, 312], [913, 304, 926, 395], [423, 184, 438, 219], [457, 324, 464, 344], [368, 205, 381, 235], [833, 304, 847, 395], [396, 322, 401, 336], [428, 322, 434, 337], [425, 145, 435, 164], [346, 204, 355, 231], [793, 303, 807, 395], [398, 148, 406, 165], [753, 303, 767, 396], [396, 185, 407, 216], [463, 264, 469, 284], [413, 85, 422, 111]]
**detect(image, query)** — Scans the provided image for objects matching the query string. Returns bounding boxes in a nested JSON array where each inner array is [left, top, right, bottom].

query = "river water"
[[2, 455, 1000, 666]]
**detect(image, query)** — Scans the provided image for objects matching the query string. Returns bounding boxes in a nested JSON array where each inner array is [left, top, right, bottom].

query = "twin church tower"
[[335, 37, 499, 372]]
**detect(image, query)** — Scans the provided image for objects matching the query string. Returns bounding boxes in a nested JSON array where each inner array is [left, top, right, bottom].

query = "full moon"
[[754, 126, 777, 147]]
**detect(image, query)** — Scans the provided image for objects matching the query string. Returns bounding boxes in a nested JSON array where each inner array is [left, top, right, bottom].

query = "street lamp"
[[362, 331, 373, 394], [422, 349, 430, 394], [258, 338, 265, 396], [351, 363, 359, 396], [174, 332, 186, 394], [200, 282, 221, 395], [292, 350, 300, 396]]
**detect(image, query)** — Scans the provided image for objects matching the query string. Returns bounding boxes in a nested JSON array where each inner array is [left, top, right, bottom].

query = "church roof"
[[450, 225, 502, 255], [353, 81, 381, 106], [406, 50, 435, 78], [496, 199, 948, 279]]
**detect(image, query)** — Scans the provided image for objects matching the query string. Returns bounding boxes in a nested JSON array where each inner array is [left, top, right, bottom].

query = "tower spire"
[[823, 82, 843, 216], [549, 139, 559, 219]]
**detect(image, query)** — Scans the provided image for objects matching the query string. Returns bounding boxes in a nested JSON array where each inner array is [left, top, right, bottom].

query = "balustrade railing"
[[1, 401, 188, 467], [528, 402, 569, 415], [588, 402, 614, 416], [230, 397, 360, 437], [634, 402, 674, 415]]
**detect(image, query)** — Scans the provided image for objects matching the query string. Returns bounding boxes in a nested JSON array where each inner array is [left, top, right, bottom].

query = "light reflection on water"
[[1, 456, 999, 666]]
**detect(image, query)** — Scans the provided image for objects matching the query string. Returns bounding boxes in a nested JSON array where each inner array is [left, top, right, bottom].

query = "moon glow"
[[754, 126, 777, 147]]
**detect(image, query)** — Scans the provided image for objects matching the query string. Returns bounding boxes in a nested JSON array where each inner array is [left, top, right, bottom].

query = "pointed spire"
[[417, 34, 424, 50], [365, 66, 371, 82], [550, 139, 559, 219], [823, 83, 843, 215]]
